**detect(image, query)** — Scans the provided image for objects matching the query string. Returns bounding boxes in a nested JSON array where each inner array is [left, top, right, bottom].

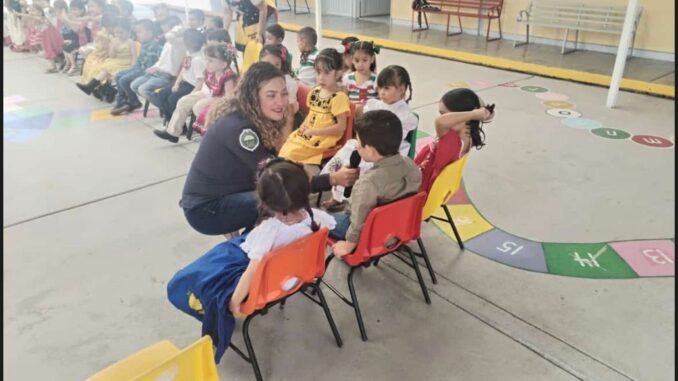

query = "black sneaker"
[[153, 129, 179, 143], [128, 102, 143, 111]]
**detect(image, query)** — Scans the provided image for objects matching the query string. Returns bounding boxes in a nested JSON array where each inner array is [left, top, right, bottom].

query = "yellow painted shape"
[[278, 22, 675, 98], [448, 81, 469, 88], [90, 109, 122, 122], [542, 100, 576, 109], [431, 204, 494, 241]]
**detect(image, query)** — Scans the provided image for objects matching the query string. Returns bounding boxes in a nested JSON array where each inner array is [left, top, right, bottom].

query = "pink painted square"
[[609, 240, 675, 276], [127, 108, 159, 120]]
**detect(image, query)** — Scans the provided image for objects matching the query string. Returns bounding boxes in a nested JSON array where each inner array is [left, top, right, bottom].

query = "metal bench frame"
[[412, 0, 504, 41], [513, 0, 642, 55]]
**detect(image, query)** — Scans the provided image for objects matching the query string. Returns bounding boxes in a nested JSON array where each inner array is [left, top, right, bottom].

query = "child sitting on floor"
[[321, 65, 417, 209], [415, 88, 495, 193], [295, 26, 318, 87], [167, 158, 336, 363], [329, 110, 422, 257], [279, 48, 350, 165], [154, 42, 238, 143], [342, 40, 380, 106]]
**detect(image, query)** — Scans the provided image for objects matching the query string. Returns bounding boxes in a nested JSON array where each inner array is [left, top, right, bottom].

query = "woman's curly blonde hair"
[[205, 62, 286, 150]]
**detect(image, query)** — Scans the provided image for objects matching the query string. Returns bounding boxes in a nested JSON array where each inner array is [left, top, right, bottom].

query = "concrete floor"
[[2, 26, 675, 381], [278, 12, 676, 87]]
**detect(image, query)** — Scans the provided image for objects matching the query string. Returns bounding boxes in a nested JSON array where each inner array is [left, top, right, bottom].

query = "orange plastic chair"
[[321, 192, 431, 341], [229, 228, 342, 381], [415, 154, 470, 285], [86, 336, 218, 381]]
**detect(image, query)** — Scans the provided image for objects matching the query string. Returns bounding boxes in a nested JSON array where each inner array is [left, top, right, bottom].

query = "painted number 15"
[[497, 242, 524, 255], [642, 249, 674, 265]]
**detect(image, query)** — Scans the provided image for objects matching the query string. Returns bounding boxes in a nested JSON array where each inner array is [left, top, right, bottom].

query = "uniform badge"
[[239, 129, 260, 151]]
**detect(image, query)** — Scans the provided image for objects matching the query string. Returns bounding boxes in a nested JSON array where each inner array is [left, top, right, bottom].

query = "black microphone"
[[343, 150, 362, 198]]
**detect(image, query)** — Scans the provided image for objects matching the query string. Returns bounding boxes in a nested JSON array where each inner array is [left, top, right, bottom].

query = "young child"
[[76, 6, 120, 89], [339, 36, 359, 75], [205, 15, 224, 34], [76, 0, 107, 60], [109, 19, 162, 115], [58, 0, 89, 75], [416, 88, 494, 193], [14, 2, 65, 73], [295, 26, 318, 87], [154, 42, 238, 143], [342, 40, 379, 105], [76, 17, 137, 103], [5, 0, 27, 52], [188, 8, 206, 34], [329, 110, 422, 257], [321, 65, 417, 209], [264, 23, 292, 63], [167, 159, 336, 363], [129, 15, 184, 107], [148, 28, 206, 125], [279, 48, 350, 165], [258, 44, 298, 141]]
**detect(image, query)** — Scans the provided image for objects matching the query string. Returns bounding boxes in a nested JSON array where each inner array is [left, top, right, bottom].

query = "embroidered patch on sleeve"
[[239, 129, 260, 151]]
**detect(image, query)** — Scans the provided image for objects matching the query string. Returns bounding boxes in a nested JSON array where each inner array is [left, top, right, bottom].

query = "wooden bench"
[[514, 0, 642, 55], [411, 0, 504, 41]]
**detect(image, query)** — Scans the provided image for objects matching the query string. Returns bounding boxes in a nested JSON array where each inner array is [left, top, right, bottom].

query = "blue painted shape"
[[561, 117, 602, 130], [3, 128, 45, 143], [464, 229, 548, 273], [3, 112, 54, 130]]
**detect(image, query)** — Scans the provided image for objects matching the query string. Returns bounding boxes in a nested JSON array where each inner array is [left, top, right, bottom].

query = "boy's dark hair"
[[189, 8, 205, 23], [377, 65, 413, 103], [89, 0, 107, 10], [206, 28, 231, 44], [70, 0, 86, 12], [136, 19, 156, 35], [356, 110, 403, 156], [265, 24, 285, 41], [298, 26, 317, 47], [160, 15, 182, 29], [314, 48, 342, 72], [341, 36, 359, 46], [182, 28, 205, 52], [53, 0, 68, 11], [256, 159, 319, 231], [117, 0, 133, 16], [209, 16, 224, 29], [260, 44, 293, 76], [441, 88, 488, 149], [350, 40, 380, 72]]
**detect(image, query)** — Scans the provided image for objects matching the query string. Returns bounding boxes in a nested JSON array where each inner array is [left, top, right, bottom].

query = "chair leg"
[[242, 315, 263, 381], [309, 283, 343, 347], [443, 205, 464, 249], [347, 267, 368, 341], [142, 99, 149, 117], [403, 246, 431, 305], [186, 112, 195, 140], [417, 238, 437, 284]]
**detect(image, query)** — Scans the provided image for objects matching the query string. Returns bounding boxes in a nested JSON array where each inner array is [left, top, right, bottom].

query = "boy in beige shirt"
[[330, 109, 422, 257]]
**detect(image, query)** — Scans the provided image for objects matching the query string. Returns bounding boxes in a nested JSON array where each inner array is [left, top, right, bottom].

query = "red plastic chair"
[[321, 192, 431, 341], [229, 228, 342, 381], [296, 83, 311, 115]]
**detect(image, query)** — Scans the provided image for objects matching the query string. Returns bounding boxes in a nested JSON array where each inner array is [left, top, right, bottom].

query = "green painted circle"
[[520, 85, 548, 93], [591, 128, 631, 140]]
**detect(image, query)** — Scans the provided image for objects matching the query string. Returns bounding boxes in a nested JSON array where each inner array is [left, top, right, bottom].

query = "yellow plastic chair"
[[86, 336, 218, 381], [416, 154, 469, 284], [241, 40, 263, 74]]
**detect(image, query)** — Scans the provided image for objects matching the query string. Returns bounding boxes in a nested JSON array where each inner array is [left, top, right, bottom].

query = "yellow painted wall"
[[393, 0, 675, 54]]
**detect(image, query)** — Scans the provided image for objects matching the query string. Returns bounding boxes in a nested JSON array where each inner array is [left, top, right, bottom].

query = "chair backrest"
[[240, 228, 330, 315], [421, 155, 469, 221], [406, 112, 421, 159], [297, 83, 311, 115], [86, 336, 218, 381], [343, 192, 427, 267]]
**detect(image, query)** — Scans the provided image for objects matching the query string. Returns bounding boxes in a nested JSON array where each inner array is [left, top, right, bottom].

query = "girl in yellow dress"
[[77, 17, 137, 102], [279, 48, 350, 165]]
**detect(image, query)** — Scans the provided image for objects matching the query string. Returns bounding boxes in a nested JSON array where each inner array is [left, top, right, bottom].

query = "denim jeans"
[[114, 66, 144, 107], [131, 72, 174, 99], [329, 212, 351, 241], [183, 191, 259, 236], [148, 81, 194, 121]]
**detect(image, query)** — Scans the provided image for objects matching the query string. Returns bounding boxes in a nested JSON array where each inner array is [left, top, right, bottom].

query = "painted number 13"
[[642, 249, 674, 265]]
